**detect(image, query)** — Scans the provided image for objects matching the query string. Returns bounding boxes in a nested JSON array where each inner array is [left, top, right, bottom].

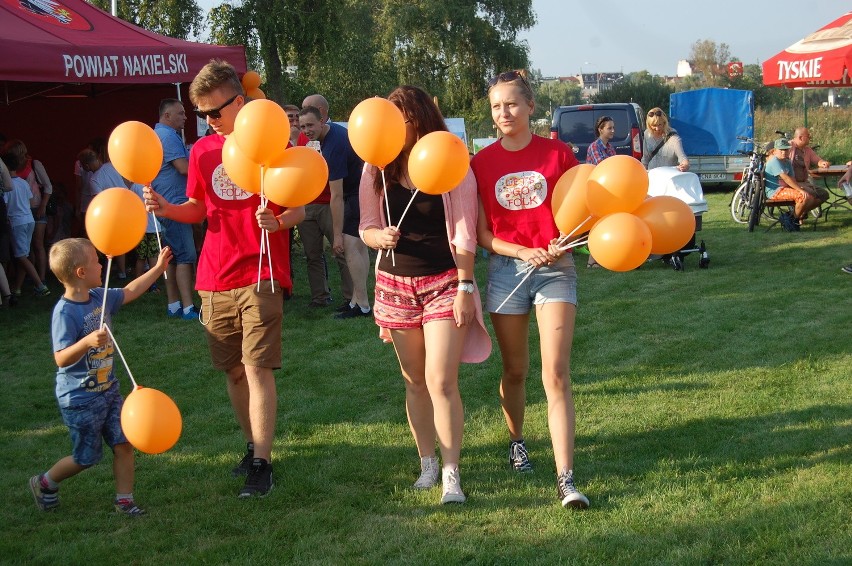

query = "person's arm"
[[778, 171, 803, 191], [452, 246, 476, 327], [671, 135, 690, 171], [329, 178, 344, 254], [475, 198, 553, 267], [143, 186, 206, 223], [121, 246, 172, 303], [256, 204, 306, 233], [806, 146, 829, 169], [0, 158, 11, 193], [55, 329, 107, 367], [170, 157, 189, 176]]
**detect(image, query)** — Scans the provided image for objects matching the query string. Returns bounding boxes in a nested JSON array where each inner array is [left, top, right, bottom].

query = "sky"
[[518, 0, 847, 77]]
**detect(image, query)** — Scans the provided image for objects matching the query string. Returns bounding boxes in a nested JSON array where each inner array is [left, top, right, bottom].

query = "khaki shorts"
[[198, 281, 284, 371]]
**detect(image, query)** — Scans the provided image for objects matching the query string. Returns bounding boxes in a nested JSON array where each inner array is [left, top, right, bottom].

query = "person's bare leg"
[[490, 313, 531, 440], [244, 365, 277, 462], [225, 365, 252, 444], [422, 319, 467, 466], [390, 328, 436, 458], [343, 234, 370, 308]]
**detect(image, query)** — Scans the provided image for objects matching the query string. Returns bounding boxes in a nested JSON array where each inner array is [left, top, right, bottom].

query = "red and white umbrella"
[[762, 11, 852, 88]]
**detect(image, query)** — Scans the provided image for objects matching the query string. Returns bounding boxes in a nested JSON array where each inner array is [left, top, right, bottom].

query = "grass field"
[[2, 190, 850, 564]]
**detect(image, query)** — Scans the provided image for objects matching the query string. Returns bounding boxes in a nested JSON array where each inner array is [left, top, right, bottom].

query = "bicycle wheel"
[[730, 182, 751, 224], [747, 181, 764, 232]]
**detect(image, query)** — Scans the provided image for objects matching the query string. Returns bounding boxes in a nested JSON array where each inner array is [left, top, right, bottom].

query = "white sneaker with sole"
[[413, 456, 440, 489], [440, 467, 466, 504]]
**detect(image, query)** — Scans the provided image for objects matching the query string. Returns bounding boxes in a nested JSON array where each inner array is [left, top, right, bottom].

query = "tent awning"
[[0, 0, 246, 85], [762, 11, 852, 88]]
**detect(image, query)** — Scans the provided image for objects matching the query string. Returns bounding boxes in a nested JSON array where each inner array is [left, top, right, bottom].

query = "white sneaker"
[[413, 456, 440, 489], [440, 467, 466, 504]]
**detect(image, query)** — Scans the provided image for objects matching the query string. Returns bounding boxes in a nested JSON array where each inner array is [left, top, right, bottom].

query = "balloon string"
[[150, 193, 167, 280], [496, 267, 535, 313], [386, 189, 419, 261], [380, 168, 395, 267], [103, 323, 137, 389], [99, 256, 113, 329]]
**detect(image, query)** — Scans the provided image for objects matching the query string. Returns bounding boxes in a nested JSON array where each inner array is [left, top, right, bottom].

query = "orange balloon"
[[633, 196, 696, 254], [241, 70, 261, 90], [587, 212, 652, 272], [347, 97, 406, 168], [108, 121, 164, 185], [586, 155, 648, 217], [407, 131, 469, 195], [552, 164, 598, 236], [233, 99, 290, 165], [85, 188, 147, 256], [264, 146, 329, 207], [246, 87, 266, 100], [121, 386, 182, 455], [222, 136, 263, 194]]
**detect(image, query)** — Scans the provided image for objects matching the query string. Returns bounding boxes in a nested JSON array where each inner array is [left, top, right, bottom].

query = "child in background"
[[29, 238, 172, 515], [130, 183, 163, 293], [1, 151, 50, 298]]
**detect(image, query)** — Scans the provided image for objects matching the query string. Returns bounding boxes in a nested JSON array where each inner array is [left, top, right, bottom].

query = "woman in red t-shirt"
[[471, 70, 589, 509]]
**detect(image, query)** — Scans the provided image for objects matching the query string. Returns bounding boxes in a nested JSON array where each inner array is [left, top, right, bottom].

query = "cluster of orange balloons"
[[121, 386, 182, 454], [223, 99, 328, 206], [551, 155, 695, 272], [241, 70, 265, 100]]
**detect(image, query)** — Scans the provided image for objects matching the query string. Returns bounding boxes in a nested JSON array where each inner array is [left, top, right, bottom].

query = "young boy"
[[1, 151, 50, 297], [29, 238, 172, 515]]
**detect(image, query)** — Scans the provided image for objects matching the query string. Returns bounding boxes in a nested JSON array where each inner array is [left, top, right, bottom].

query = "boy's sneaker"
[[238, 458, 273, 498], [166, 307, 181, 318], [413, 456, 440, 489], [509, 440, 533, 473], [557, 468, 589, 509], [114, 498, 146, 516], [440, 467, 466, 504], [34, 285, 50, 297], [29, 475, 59, 511], [181, 305, 200, 321], [232, 442, 254, 477]]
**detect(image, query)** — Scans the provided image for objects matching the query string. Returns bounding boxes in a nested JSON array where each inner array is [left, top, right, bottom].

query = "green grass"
[[2, 191, 850, 564]]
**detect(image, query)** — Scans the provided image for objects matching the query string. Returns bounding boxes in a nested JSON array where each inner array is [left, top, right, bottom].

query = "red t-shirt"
[[472, 135, 578, 249], [186, 134, 292, 292]]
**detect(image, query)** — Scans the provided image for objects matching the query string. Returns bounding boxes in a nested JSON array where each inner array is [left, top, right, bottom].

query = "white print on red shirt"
[[496, 170, 547, 211], [211, 164, 253, 201]]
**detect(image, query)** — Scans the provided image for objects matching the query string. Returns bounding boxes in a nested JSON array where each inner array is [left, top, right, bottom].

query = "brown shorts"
[[198, 281, 284, 371]]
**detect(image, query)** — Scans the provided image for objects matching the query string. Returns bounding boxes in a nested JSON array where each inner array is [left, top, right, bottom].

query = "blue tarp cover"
[[669, 88, 754, 155]]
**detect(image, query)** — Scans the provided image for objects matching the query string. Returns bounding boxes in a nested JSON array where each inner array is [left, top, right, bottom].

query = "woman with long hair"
[[359, 85, 491, 505], [641, 107, 689, 171], [471, 70, 589, 509]]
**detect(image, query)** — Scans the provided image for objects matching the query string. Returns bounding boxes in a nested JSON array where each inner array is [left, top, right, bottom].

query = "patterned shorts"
[[771, 187, 806, 204], [374, 268, 459, 329], [135, 233, 160, 259]]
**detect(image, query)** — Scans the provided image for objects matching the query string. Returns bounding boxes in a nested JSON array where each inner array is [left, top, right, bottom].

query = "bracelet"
[[459, 279, 474, 284], [516, 247, 527, 258]]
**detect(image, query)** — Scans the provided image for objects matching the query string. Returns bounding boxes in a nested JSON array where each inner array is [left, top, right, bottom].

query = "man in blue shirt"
[[152, 98, 198, 320]]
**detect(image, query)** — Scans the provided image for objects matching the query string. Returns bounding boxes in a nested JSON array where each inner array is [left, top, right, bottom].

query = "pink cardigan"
[[359, 166, 492, 363]]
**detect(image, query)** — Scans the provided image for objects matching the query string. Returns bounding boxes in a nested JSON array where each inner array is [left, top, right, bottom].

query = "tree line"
[[89, 1, 844, 138]]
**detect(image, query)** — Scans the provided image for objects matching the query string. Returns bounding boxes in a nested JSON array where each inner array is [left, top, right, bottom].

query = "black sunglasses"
[[488, 70, 530, 89], [194, 94, 240, 120], [647, 110, 664, 117]]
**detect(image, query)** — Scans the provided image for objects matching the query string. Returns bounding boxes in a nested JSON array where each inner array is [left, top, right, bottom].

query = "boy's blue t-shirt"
[[764, 156, 793, 198], [51, 288, 124, 408]]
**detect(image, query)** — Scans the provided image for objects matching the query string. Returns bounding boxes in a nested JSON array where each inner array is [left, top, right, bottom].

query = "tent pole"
[[175, 82, 186, 145], [802, 89, 808, 128]]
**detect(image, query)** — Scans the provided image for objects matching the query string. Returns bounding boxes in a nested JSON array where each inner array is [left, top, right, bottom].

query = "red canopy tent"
[[762, 11, 852, 88], [0, 0, 247, 196]]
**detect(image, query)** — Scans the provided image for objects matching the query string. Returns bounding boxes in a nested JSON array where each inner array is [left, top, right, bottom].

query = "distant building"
[[676, 60, 693, 78]]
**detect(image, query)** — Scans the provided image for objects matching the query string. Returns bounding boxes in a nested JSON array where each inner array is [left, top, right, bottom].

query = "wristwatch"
[[457, 281, 475, 294]]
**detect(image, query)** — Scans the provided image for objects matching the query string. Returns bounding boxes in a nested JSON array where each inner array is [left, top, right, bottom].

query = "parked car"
[[550, 103, 644, 162]]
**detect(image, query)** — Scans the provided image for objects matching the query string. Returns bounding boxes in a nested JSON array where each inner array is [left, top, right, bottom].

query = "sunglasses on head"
[[194, 93, 240, 120], [488, 69, 530, 89], [648, 110, 664, 117]]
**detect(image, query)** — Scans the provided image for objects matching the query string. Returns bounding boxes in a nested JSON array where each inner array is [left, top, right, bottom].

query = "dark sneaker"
[[334, 305, 372, 319], [238, 458, 273, 498], [29, 475, 59, 511], [166, 307, 181, 318], [509, 440, 533, 473], [841, 264, 852, 275], [557, 469, 589, 509], [114, 498, 146, 516], [335, 300, 352, 313], [181, 305, 200, 321], [232, 442, 254, 477]]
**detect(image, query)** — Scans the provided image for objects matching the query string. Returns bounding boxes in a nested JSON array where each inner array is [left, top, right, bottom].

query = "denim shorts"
[[159, 217, 197, 264], [59, 384, 127, 467], [485, 253, 577, 314], [10, 222, 34, 258]]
